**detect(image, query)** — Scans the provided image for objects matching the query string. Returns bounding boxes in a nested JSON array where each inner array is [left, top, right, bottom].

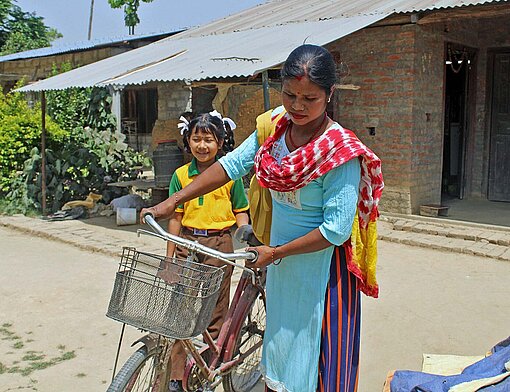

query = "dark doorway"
[[488, 51, 510, 202], [122, 88, 158, 151], [442, 45, 473, 200]]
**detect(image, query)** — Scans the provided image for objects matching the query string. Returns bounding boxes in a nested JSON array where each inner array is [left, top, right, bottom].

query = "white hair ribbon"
[[177, 115, 189, 135], [209, 110, 237, 131]]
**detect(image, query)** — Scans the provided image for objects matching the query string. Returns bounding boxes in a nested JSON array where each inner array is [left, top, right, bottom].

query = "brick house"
[[0, 31, 179, 151], [17, 1, 510, 215], [328, 4, 510, 213]]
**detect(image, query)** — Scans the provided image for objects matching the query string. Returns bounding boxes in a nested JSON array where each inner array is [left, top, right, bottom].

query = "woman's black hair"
[[281, 44, 336, 93], [182, 113, 235, 155]]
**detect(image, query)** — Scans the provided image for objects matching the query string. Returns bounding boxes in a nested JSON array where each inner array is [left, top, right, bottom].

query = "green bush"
[[4, 129, 147, 214], [0, 89, 66, 193], [1, 82, 150, 215], [46, 63, 90, 131]]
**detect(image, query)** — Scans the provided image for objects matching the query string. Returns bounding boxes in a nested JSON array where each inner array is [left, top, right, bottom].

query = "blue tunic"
[[219, 128, 360, 392]]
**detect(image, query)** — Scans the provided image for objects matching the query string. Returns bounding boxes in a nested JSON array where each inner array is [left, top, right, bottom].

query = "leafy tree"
[[108, 0, 154, 34], [0, 0, 11, 45], [46, 63, 91, 131], [0, 1, 62, 55], [3, 127, 146, 214]]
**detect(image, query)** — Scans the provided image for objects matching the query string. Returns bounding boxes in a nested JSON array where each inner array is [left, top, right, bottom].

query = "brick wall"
[[152, 82, 192, 151], [410, 24, 445, 211], [328, 25, 419, 213], [222, 85, 281, 144], [326, 13, 508, 213]]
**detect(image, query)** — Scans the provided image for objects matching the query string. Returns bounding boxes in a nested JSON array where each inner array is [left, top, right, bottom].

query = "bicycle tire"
[[106, 346, 162, 392], [222, 285, 266, 392]]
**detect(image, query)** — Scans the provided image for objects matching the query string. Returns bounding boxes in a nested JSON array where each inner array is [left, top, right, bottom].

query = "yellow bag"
[[248, 108, 285, 245]]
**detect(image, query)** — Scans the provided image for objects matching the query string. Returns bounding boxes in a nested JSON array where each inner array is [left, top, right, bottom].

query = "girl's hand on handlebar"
[[140, 194, 179, 223], [245, 245, 274, 269]]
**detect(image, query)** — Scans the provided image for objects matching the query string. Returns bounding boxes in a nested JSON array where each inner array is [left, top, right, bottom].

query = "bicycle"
[[105, 214, 266, 392]]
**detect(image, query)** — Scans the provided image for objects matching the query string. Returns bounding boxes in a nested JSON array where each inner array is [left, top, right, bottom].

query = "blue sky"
[[16, 0, 264, 44]]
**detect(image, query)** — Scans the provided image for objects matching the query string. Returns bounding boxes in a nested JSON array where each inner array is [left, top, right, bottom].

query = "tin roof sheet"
[[181, 0, 506, 37], [0, 30, 179, 63], [180, 0, 505, 37], [17, 14, 387, 92], [15, 0, 507, 92]]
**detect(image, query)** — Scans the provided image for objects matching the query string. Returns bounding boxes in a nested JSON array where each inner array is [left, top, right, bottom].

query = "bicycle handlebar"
[[139, 213, 259, 282]]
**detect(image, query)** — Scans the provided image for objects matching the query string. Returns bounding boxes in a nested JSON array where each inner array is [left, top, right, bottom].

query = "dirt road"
[[0, 226, 144, 391], [1, 225, 509, 391]]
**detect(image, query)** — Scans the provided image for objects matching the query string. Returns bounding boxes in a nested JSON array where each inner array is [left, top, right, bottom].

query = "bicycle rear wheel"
[[222, 286, 266, 392], [106, 345, 163, 392]]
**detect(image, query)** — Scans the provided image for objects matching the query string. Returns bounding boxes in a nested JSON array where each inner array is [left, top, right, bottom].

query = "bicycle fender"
[[222, 291, 258, 361], [131, 333, 161, 352]]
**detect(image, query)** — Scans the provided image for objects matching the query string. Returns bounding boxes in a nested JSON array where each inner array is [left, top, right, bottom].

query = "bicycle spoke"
[[125, 355, 159, 392]]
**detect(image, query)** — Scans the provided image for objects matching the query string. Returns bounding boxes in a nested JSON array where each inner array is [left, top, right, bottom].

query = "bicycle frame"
[[135, 214, 265, 391], [181, 267, 266, 389]]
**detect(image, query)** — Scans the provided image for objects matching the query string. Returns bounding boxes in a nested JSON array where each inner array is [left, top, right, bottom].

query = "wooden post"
[[41, 91, 47, 215], [109, 86, 122, 133], [262, 70, 270, 111]]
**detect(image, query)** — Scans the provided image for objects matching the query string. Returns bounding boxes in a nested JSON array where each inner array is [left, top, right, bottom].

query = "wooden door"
[[488, 52, 510, 201]]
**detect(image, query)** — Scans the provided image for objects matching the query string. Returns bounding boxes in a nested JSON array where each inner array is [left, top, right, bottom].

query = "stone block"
[[419, 204, 449, 217]]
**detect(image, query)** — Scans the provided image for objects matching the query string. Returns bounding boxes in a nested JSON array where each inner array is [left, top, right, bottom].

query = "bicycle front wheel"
[[222, 286, 266, 392], [106, 346, 163, 392]]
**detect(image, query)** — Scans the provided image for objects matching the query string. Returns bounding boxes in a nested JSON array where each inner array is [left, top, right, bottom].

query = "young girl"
[[166, 111, 249, 392]]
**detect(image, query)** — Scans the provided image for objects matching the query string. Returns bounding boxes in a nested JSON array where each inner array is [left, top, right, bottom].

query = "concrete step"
[[379, 213, 510, 262], [2, 213, 509, 263]]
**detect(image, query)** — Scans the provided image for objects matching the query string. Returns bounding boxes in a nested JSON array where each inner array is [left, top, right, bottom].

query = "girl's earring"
[[327, 98, 331, 103]]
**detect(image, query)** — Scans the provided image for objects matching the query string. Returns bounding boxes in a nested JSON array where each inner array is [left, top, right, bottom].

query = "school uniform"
[[168, 157, 249, 380]]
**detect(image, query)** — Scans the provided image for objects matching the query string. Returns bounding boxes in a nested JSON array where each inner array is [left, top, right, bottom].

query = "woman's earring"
[[327, 97, 331, 103]]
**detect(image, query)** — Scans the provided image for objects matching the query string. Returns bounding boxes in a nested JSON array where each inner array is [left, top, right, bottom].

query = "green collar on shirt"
[[188, 156, 218, 177]]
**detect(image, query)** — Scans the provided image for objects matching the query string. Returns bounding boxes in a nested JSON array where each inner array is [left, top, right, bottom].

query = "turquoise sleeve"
[[318, 158, 361, 245], [218, 131, 259, 181]]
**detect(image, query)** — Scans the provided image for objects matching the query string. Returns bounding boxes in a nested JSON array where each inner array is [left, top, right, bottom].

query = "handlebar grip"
[[245, 249, 259, 264]]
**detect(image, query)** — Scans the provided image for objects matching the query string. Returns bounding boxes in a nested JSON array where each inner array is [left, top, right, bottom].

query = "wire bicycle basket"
[[106, 247, 224, 339]]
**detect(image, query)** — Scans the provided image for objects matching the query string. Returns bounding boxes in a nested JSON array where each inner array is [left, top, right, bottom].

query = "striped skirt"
[[266, 244, 361, 392]]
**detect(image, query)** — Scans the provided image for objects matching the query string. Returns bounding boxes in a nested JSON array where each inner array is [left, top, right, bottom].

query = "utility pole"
[[41, 92, 47, 215], [88, 0, 95, 40]]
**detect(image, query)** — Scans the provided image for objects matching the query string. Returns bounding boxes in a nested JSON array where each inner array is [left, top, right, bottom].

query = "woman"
[[143, 44, 383, 392]]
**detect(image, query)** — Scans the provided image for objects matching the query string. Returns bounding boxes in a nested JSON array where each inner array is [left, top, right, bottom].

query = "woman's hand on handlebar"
[[245, 245, 274, 269]]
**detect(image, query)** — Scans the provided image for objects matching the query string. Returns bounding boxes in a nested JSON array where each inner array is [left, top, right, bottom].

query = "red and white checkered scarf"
[[254, 113, 384, 228]]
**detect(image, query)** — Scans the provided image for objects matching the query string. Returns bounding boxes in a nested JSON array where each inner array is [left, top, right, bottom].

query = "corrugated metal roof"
[[0, 30, 179, 63], [16, 14, 387, 92], [181, 0, 506, 37], [15, 0, 508, 92]]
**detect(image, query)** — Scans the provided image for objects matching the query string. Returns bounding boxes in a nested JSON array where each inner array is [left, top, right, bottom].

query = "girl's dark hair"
[[281, 44, 336, 93], [182, 113, 235, 154]]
